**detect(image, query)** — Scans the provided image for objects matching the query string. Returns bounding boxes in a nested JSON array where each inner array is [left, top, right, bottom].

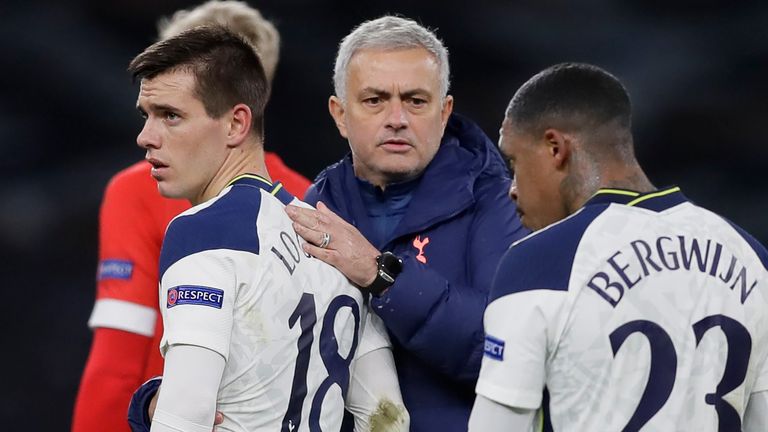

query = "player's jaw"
[[515, 206, 528, 228], [145, 155, 186, 199]]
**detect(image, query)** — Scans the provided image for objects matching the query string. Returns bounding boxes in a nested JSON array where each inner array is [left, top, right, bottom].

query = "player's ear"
[[328, 96, 348, 139], [227, 103, 253, 147], [543, 128, 571, 169]]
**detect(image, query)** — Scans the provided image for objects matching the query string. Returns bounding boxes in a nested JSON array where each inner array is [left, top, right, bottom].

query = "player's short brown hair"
[[128, 26, 269, 137]]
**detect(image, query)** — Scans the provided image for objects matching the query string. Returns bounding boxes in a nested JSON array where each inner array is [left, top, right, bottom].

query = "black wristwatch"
[[366, 252, 403, 296]]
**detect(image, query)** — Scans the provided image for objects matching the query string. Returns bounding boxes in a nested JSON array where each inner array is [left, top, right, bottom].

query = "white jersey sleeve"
[[468, 395, 537, 432], [159, 250, 241, 359], [151, 344, 225, 432], [477, 288, 566, 410], [356, 303, 392, 358], [346, 346, 408, 431], [157, 195, 257, 359]]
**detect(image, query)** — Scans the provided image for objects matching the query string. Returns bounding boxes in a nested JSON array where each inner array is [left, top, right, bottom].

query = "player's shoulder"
[[702, 206, 768, 271], [491, 203, 611, 302], [159, 185, 265, 276]]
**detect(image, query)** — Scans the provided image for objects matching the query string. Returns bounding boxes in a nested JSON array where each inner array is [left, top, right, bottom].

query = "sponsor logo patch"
[[484, 335, 505, 361], [167, 286, 224, 309], [98, 259, 133, 280]]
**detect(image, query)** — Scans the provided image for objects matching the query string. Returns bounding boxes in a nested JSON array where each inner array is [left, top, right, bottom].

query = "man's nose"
[[385, 101, 408, 129], [137, 120, 160, 150]]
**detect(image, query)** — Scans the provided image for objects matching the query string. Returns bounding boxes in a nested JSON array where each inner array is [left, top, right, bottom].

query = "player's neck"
[[192, 144, 271, 205], [566, 160, 655, 213], [598, 162, 655, 194]]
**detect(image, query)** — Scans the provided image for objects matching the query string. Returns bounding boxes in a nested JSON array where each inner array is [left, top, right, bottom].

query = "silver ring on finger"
[[319, 232, 331, 249]]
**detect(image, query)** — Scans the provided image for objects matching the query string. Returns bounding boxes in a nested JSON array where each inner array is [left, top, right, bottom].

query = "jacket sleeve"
[[303, 183, 320, 206], [370, 175, 527, 384]]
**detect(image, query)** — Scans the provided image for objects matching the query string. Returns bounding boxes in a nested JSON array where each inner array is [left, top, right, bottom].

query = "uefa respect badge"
[[167, 285, 224, 309], [483, 335, 505, 361]]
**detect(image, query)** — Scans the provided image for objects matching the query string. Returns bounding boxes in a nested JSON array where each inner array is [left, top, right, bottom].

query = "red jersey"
[[73, 153, 310, 432]]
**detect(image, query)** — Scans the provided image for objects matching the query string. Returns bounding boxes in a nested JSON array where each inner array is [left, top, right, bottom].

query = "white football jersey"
[[158, 174, 390, 432], [477, 187, 768, 431]]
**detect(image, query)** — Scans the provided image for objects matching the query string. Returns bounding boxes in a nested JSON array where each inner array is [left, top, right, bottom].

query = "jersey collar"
[[585, 186, 688, 212], [227, 173, 295, 206]]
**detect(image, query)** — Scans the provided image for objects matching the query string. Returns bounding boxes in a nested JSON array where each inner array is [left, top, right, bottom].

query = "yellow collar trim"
[[593, 188, 640, 197], [227, 173, 272, 188], [626, 186, 681, 207]]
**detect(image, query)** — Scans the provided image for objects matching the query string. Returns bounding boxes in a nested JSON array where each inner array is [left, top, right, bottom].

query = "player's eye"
[[165, 111, 181, 122], [409, 97, 427, 107], [363, 97, 381, 106]]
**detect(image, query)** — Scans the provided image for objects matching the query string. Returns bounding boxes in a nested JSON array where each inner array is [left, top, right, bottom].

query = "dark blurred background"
[[2, 0, 766, 428]]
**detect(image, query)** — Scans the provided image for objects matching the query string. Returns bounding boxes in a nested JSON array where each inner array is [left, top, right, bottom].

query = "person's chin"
[[518, 213, 539, 231], [157, 183, 184, 200], [380, 166, 422, 184]]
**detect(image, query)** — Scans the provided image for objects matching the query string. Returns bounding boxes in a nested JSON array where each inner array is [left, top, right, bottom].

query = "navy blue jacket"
[[305, 113, 528, 431]]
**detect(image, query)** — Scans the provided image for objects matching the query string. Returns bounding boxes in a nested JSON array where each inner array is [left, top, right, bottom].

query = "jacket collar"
[[317, 113, 500, 248]]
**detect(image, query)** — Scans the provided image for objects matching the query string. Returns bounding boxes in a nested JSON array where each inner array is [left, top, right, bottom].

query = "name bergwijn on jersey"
[[588, 234, 759, 307]]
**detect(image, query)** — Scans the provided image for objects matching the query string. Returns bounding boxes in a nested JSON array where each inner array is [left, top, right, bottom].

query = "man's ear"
[[328, 96, 348, 139], [227, 103, 253, 147], [543, 128, 571, 169], [440, 95, 454, 130]]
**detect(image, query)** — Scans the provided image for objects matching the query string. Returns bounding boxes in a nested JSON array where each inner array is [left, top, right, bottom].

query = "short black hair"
[[506, 63, 631, 137], [128, 25, 269, 137]]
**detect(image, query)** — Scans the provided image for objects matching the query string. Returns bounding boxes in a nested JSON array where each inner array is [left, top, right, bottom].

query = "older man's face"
[[329, 48, 453, 187]]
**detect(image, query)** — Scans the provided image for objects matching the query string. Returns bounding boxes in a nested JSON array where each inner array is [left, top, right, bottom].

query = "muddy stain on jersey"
[[370, 398, 406, 432]]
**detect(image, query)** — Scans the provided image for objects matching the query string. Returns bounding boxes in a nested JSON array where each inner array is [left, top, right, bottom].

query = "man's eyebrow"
[[400, 89, 431, 99], [359, 87, 390, 97], [358, 87, 431, 98], [136, 103, 183, 114], [153, 103, 181, 112]]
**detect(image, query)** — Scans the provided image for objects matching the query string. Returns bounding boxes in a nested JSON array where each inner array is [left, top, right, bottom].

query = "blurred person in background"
[[286, 16, 528, 431], [72, 2, 310, 431]]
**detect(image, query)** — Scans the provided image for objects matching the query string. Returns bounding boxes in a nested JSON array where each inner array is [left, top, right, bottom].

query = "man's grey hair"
[[333, 16, 450, 102]]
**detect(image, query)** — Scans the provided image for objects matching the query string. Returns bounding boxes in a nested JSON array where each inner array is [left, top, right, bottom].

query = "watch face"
[[381, 252, 403, 275]]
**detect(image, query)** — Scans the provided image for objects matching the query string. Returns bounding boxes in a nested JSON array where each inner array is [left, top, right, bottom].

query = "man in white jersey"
[[468, 63, 768, 431], [127, 26, 407, 431]]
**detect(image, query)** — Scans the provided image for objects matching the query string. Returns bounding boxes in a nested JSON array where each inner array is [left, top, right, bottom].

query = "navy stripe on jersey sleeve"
[[490, 205, 609, 302], [160, 189, 262, 278]]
